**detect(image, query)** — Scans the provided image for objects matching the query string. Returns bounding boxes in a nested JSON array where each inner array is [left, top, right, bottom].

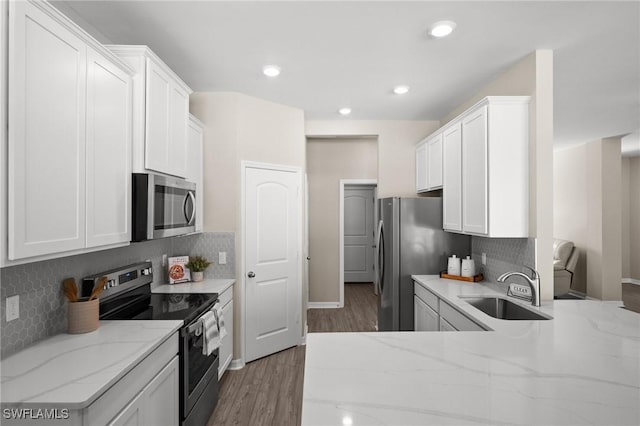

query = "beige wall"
[[305, 121, 440, 198], [442, 50, 555, 300], [554, 144, 588, 293], [307, 138, 378, 302], [190, 92, 306, 360], [554, 139, 624, 300], [622, 156, 640, 280]]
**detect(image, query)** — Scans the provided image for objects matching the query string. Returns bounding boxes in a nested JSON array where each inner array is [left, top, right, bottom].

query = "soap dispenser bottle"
[[447, 255, 461, 276]]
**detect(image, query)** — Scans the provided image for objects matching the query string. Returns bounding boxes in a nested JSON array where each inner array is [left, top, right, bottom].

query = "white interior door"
[[344, 186, 375, 282], [245, 165, 301, 362]]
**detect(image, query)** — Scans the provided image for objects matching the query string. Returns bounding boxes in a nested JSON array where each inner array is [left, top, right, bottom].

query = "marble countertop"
[[302, 276, 640, 425], [152, 278, 234, 295], [0, 320, 182, 408]]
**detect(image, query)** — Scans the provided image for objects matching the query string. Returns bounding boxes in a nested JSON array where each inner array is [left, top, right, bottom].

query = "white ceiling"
[[57, 1, 640, 148]]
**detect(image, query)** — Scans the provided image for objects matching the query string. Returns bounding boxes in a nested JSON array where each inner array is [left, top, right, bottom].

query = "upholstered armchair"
[[553, 239, 579, 297]]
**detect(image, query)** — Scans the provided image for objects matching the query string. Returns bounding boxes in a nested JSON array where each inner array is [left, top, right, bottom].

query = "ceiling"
[[56, 1, 640, 148]]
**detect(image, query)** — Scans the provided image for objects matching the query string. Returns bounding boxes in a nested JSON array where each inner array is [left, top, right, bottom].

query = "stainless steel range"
[[82, 262, 219, 426]]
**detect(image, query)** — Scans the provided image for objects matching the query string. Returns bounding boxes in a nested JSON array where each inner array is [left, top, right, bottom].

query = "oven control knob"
[[107, 279, 117, 288], [141, 268, 152, 276]]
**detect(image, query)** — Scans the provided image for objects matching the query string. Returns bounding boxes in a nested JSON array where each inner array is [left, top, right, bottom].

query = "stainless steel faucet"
[[497, 266, 541, 307]]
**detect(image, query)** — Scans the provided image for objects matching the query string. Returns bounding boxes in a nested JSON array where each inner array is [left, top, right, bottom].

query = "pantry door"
[[244, 163, 302, 363]]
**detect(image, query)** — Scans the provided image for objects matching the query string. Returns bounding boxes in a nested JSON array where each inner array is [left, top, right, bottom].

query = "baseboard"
[[622, 278, 640, 285], [308, 302, 340, 309], [228, 358, 245, 370]]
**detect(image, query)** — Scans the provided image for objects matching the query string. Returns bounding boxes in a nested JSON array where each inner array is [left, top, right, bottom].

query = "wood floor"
[[207, 283, 377, 426]]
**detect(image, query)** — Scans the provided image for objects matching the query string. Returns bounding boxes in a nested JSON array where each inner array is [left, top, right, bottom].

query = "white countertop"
[[302, 276, 640, 425], [152, 278, 234, 295], [0, 320, 182, 409]]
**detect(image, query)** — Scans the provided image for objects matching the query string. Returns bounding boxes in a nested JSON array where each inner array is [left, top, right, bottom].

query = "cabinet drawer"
[[414, 281, 438, 312], [439, 301, 486, 331], [218, 285, 233, 307]]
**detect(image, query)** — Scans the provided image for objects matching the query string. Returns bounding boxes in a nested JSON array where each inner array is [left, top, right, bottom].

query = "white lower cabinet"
[[414, 296, 439, 331], [414, 281, 486, 332], [219, 286, 234, 378]]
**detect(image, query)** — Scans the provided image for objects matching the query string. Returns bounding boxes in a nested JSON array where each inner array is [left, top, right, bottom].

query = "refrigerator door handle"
[[377, 221, 385, 293]]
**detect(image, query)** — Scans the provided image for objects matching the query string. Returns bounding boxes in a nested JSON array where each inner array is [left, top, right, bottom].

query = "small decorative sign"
[[168, 256, 191, 284]]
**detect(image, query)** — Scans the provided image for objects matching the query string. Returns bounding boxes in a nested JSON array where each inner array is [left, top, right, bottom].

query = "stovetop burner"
[[86, 261, 218, 325]]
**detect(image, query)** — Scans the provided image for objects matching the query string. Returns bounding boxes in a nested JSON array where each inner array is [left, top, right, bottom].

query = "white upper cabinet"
[[461, 106, 489, 235], [442, 97, 529, 238], [427, 133, 443, 189], [442, 122, 463, 232], [85, 48, 132, 248], [188, 115, 205, 233], [6, 0, 133, 262], [415, 142, 428, 192], [107, 45, 193, 178], [416, 132, 443, 193]]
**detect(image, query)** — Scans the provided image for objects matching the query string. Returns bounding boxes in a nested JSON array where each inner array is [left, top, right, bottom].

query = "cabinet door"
[[109, 394, 144, 426], [462, 106, 488, 235], [169, 85, 189, 178], [188, 118, 204, 232], [145, 59, 171, 174], [442, 123, 462, 232], [8, 1, 87, 259], [414, 296, 439, 331], [219, 300, 234, 378], [86, 48, 132, 248], [427, 134, 443, 189], [415, 142, 428, 192], [143, 356, 179, 426]]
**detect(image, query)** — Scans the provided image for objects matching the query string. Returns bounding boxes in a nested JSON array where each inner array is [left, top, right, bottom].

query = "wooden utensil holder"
[[68, 298, 99, 334]]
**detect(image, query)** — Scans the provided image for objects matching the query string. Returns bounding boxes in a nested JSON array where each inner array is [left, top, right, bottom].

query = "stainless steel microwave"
[[132, 173, 196, 241]]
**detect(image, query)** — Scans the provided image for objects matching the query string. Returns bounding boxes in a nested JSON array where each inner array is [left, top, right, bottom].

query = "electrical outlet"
[[162, 254, 167, 267], [218, 252, 227, 265], [6, 295, 19, 322], [481, 253, 487, 265]]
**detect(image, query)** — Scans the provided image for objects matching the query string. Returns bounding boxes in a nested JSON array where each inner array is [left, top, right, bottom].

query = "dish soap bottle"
[[461, 256, 475, 278], [447, 255, 461, 276]]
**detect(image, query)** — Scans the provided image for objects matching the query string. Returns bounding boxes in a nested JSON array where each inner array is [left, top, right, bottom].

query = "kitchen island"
[[302, 275, 640, 425]]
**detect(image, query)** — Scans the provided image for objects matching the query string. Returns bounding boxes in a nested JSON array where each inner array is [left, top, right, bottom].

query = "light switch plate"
[[481, 253, 487, 265], [6, 295, 19, 322], [219, 252, 227, 265]]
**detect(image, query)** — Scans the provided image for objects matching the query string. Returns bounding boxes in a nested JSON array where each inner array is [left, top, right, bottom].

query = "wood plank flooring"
[[207, 283, 377, 426]]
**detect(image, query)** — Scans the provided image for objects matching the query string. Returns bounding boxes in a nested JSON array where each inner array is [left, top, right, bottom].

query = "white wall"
[[622, 156, 640, 281], [307, 138, 378, 303], [442, 50, 555, 300], [305, 121, 440, 198], [190, 92, 306, 362], [554, 138, 624, 300]]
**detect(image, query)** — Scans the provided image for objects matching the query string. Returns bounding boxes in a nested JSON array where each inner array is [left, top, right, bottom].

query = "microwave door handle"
[[183, 191, 196, 225]]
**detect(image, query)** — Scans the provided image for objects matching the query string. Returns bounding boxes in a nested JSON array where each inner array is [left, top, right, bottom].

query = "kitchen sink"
[[459, 296, 552, 321]]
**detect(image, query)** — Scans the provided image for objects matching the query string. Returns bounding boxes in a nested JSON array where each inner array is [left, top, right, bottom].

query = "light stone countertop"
[[302, 275, 640, 425], [152, 278, 234, 295], [0, 320, 182, 408]]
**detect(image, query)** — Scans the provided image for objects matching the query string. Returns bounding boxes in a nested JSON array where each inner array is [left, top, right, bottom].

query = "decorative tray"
[[439, 271, 484, 282]]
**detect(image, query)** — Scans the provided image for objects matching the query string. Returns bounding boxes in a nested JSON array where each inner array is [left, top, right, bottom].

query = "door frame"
[[241, 161, 304, 365], [339, 179, 378, 307]]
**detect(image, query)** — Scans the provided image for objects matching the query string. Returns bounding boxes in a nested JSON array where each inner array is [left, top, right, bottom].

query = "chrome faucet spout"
[[497, 267, 541, 307]]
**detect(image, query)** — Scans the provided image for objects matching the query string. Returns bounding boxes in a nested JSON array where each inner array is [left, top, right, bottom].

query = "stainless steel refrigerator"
[[376, 197, 470, 331]]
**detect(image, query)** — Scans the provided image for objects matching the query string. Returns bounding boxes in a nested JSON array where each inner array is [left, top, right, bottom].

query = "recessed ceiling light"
[[338, 107, 352, 116], [429, 21, 456, 38], [262, 65, 281, 77], [393, 85, 410, 95]]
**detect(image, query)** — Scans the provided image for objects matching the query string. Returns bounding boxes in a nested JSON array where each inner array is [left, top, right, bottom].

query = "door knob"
[[247, 271, 255, 278]]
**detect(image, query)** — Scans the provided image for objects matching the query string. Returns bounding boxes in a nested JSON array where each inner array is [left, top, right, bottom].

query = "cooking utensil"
[[63, 278, 78, 302], [89, 276, 108, 301]]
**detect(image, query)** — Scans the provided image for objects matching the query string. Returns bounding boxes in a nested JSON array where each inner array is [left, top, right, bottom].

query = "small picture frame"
[[168, 256, 191, 284]]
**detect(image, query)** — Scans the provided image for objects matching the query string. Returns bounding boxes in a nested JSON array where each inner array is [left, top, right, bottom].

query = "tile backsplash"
[[0, 232, 234, 358], [471, 237, 535, 287]]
